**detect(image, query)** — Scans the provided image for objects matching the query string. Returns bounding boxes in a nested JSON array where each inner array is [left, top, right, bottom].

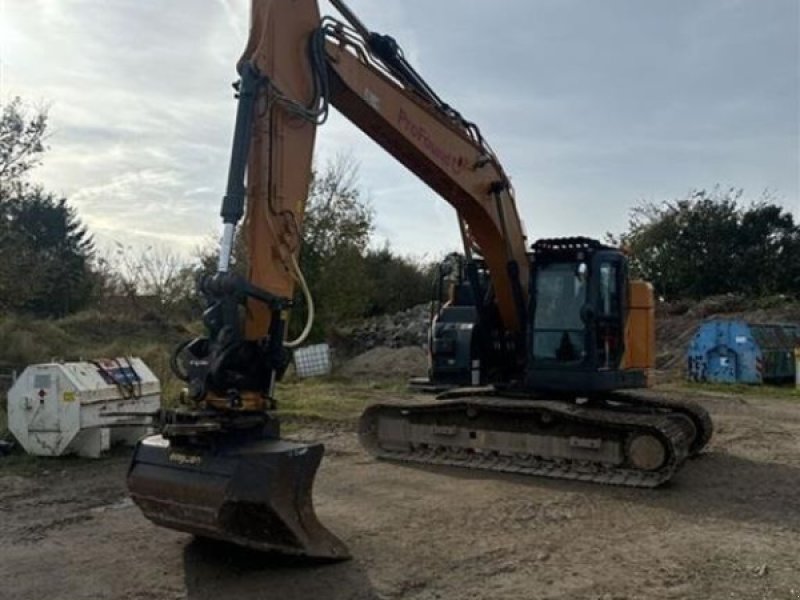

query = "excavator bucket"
[[127, 434, 349, 561]]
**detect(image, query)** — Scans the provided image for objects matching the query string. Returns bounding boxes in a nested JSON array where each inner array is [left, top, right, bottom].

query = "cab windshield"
[[532, 262, 587, 363]]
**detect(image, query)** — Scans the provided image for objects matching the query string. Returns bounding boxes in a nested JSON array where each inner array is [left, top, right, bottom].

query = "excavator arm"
[[322, 15, 530, 332], [236, 0, 529, 356], [128, 0, 533, 561]]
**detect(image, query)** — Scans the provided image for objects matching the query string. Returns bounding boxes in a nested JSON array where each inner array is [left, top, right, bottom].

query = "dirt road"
[[2, 387, 799, 600]]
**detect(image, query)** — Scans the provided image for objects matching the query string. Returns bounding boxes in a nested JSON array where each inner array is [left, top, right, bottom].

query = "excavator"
[[127, 0, 712, 561]]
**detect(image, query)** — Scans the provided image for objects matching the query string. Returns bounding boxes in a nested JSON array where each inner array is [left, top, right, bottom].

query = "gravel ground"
[[2, 386, 799, 600]]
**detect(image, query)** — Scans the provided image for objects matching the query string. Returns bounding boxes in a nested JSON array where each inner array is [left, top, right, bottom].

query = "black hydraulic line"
[[329, 0, 370, 40], [265, 310, 287, 398], [325, 4, 487, 148], [220, 62, 262, 225], [327, 0, 441, 106], [370, 36, 428, 100], [429, 265, 443, 333], [491, 181, 515, 259], [457, 217, 474, 262], [506, 259, 528, 346], [465, 260, 484, 313]]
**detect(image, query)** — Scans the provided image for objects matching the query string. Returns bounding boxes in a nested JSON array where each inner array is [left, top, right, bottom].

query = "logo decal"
[[398, 109, 466, 175]]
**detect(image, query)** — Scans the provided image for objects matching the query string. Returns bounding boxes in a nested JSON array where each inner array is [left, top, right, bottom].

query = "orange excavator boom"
[[128, 0, 532, 560]]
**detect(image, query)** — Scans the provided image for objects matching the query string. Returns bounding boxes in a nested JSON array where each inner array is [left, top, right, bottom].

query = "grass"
[[276, 376, 408, 422], [0, 316, 73, 366], [664, 380, 800, 400], [0, 309, 192, 433]]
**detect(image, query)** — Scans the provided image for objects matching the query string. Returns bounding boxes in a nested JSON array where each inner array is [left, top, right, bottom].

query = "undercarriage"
[[359, 390, 712, 487]]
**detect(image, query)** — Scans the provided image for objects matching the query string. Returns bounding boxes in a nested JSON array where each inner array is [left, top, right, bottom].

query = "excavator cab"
[[525, 237, 650, 394], [417, 237, 654, 395]]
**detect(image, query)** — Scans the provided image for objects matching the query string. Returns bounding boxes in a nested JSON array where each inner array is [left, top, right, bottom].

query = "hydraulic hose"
[[283, 253, 314, 349]]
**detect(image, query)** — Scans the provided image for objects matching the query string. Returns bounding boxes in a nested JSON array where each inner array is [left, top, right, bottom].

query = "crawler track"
[[607, 391, 713, 455], [359, 393, 711, 488]]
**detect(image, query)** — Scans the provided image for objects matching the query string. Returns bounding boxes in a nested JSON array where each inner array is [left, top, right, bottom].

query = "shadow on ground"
[[183, 537, 379, 600], [382, 450, 800, 530]]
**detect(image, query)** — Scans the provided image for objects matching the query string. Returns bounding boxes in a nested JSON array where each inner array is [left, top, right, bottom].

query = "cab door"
[[592, 253, 627, 370], [531, 262, 589, 366]]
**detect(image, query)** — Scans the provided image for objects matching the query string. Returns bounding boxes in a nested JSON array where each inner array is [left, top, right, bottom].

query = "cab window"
[[532, 263, 587, 364]]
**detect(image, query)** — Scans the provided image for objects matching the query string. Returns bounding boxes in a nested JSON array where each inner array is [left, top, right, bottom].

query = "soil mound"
[[338, 346, 427, 380], [332, 304, 429, 356]]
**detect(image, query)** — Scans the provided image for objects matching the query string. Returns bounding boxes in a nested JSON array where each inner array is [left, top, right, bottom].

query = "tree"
[[735, 202, 800, 296], [0, 185, 95, 315], [0, 98, 95, 317], [301, 155, 373, 270], [362, 244, 434, 316], [100, 244, 195, 316], [0, 97, 48, 184], [611, 187, 800, 299], [296, 155, 374, 331]]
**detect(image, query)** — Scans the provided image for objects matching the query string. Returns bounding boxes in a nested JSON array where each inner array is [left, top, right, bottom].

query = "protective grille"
[[293, 344, 332, 378]]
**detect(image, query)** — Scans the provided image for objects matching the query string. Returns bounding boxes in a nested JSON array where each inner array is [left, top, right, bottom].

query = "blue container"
[[687, 319, 800, 384]]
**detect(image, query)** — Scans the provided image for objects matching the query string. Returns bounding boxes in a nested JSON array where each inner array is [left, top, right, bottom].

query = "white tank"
[[7, 357, 161, 458]]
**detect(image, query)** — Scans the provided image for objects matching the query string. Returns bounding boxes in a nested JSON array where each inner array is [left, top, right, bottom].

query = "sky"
[[1, 0, 798, 261]]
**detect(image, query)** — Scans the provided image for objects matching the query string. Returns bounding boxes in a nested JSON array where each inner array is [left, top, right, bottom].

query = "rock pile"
[[337, 346, 428, 380], [332, 304, 430, 356]]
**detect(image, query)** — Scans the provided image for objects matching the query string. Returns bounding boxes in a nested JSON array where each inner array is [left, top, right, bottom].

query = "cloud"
[[2, 0, 797, 263]]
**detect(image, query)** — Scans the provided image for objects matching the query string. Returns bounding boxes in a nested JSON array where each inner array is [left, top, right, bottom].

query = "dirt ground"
[[2, 386, 800, 600]]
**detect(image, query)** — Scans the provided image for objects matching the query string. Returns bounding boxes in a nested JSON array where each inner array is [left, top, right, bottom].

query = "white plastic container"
[[293, 344, 332, 378], [7, 357, 160, 458]]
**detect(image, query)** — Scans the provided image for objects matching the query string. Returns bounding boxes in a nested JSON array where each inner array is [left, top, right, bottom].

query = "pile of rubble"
[[337, 346, 428, 380], [333, 304, 430, 356]]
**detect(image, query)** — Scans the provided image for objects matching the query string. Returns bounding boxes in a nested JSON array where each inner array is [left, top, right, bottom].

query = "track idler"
[[127, 429, 349, 561]]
